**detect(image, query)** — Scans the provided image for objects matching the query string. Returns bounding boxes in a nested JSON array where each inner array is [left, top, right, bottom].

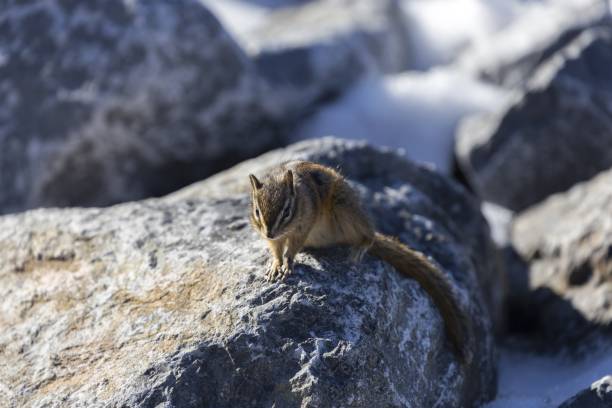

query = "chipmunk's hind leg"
[[349, 238, 373, 263], [329, 181, 375, 263]]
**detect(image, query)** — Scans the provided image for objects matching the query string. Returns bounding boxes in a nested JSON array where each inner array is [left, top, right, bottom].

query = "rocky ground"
[[1, 0, 611, 407]]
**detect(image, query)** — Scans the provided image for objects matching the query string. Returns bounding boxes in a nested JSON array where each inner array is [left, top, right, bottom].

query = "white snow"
[[293, 69, 509, 173], [400, 0, 522, 70], [481, 202, 514, 246], [198, 0, 271, 45], [486, 344, 612, 407]]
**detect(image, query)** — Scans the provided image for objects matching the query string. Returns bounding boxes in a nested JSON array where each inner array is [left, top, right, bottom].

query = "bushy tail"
[[369, 232, 472, 364]]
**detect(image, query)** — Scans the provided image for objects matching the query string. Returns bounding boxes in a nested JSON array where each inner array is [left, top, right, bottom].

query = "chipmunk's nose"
[[266, 229, 279, 240]]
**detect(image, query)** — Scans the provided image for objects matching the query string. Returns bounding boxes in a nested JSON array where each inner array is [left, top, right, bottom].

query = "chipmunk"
[[248, 161, 472, 364]]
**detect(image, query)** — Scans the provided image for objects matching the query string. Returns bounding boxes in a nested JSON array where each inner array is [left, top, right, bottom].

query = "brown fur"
[[249, 161, 472, 364]]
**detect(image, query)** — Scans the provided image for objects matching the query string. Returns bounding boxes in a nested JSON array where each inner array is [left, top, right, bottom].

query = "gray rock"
[[558, 375, 612, 408], [245, 0, 412, 121], [0, 138, 500, 407], [456, 26, 612, 211], [512, 168, 612, 346], [0, 0, 280, 215]]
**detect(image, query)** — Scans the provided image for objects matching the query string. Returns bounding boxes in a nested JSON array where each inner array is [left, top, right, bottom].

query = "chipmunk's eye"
[[255, 208, 260, 218], [282, 207, 291, 219]]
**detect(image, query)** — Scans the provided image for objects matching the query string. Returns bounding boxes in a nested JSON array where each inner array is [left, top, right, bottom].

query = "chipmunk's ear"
[[285, 170, 295, 195], [249, 174, 262, 190]]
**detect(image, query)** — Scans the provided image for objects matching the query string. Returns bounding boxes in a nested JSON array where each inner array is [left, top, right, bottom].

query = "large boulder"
[[456, 26, 612, 212], [240, 0, 412, 121], [0, 0, 280, 215], [0, 138, 501, 407], [511, 168, 612, 347]]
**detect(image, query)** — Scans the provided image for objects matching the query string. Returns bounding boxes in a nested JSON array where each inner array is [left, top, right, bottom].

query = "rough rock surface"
[[558, 375, 612, 408], [512, 168, 612, 346], [0, 0, 280, 215], [456, 26, 612, 211], [0, 138, 500, 407], [245, 0, 412, 121]]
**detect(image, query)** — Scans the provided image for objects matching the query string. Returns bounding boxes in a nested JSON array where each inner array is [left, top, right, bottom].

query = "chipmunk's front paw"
[[278, 260, 294, 281], [265, 261, 283, 282], [265, 259, 294, 282]]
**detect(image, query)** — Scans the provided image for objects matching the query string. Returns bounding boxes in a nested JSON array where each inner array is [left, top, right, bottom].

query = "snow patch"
[[198, 0, 270, 46], [486, 344, 612, 408], [294, 69, 509, 173], [400, 0, 522, 70]]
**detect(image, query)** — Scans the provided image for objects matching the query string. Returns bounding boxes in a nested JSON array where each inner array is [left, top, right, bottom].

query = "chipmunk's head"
[[248, 169, 296, 240]]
